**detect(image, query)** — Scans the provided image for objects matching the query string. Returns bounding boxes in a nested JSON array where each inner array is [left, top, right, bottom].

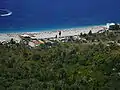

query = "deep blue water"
[[0, 0, 120, 33]]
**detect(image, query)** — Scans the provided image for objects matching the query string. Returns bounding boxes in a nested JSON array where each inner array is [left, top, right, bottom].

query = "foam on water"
[[0, 9, 12, 17]]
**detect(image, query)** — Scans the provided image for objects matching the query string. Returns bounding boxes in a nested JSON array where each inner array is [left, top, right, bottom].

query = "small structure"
[[106, 23, 120, 30], [106, 23, 115, 30], [28, 42, 35, 47], [97, 30, 105, 33], [28, 40, 45, 47], [58, 31, 62, 37], [39, 40, 44, 44], [20, 34, 30, 38]]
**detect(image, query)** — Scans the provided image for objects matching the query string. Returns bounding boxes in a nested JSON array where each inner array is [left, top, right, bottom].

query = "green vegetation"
[[109, 23, 120, 30], [1, 31, 120, 89]]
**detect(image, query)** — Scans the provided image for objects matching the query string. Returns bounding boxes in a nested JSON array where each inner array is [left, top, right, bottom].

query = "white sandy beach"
[[0, 25, 106, 42], [30, 25, 106, 39]]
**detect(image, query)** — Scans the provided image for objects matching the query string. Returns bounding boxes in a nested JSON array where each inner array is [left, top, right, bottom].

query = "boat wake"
[[0, 9, 12, 17]]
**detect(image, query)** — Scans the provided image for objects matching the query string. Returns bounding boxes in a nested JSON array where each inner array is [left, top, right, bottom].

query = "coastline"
[[0, 25, 106, 42], [0, 24, 105, 34]]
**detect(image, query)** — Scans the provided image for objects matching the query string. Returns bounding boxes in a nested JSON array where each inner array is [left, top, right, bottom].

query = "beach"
[[0, 25, 106, 42]]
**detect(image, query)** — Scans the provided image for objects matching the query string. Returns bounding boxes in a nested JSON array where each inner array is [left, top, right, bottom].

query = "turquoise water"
[[0, 24, 104, 33]]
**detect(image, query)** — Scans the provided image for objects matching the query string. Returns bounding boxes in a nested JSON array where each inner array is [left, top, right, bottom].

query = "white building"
[[106, 23, 120, 30], [106, 23, 116, 30]]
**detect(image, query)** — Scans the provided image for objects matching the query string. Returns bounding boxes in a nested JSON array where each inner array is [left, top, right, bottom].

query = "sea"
[[0, 0, 120, 33]]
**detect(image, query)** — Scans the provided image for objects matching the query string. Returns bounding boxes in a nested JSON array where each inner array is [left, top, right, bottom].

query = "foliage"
[[0, 38, 120, 89]]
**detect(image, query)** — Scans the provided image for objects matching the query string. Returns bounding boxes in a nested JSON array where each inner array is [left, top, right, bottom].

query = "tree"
[[88, 30, 92, 35], [1, 37, 120, 89], [10, 38, 16, 44]]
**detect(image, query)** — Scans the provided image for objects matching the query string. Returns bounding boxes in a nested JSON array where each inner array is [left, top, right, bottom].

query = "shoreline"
[[0, 25, 106, 42], [0, 24, 105, 34]]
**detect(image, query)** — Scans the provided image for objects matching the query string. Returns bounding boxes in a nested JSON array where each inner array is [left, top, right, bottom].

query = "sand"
[[0, 25, 106, 41], [31, 25, 106, 39]]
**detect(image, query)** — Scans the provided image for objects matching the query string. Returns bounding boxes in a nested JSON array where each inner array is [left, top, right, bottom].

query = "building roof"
[[32, 40, 44, 45], [106, 23, 116, 29], [21, 34, 30, 37]]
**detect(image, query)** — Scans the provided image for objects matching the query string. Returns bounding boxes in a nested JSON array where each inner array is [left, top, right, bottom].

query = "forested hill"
[[0, 40, 120, 89]]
